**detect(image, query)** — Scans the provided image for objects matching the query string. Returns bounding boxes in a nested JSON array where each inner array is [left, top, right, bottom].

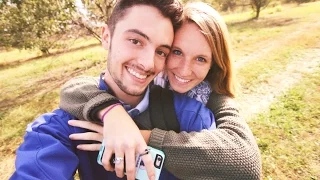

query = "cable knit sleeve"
[[148, 93, 262, 179], [59, 76, 118, 122]]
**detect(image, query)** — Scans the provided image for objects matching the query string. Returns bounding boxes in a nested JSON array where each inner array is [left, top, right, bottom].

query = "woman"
[[60, 2, 261, 179]]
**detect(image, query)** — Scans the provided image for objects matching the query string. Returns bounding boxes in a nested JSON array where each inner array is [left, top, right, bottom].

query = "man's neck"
[[103, 72, 143, 107]]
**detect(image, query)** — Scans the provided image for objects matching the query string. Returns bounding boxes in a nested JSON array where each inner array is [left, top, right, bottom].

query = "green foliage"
[[0, 0, 76, 54], [72, 0, 116, 42], [0, 0, 116, 53]]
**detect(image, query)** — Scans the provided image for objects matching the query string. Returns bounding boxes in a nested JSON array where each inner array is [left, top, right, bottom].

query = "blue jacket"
[[11, 92, 215, 180]]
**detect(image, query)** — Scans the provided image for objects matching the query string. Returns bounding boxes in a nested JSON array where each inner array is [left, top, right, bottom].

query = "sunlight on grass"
[[249, 67, 320, 179], [238, 26, 320, 90], [224, 1, 320, 23], [225, 1, 320, 58], [0, 46, 105, 103], [0, 90, 60, 142], [0, 49, 42, 64], [0, 37, 100, 65]]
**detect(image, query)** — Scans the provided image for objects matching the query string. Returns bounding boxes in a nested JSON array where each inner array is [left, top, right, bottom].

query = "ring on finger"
[[113, 157, 124, 164]]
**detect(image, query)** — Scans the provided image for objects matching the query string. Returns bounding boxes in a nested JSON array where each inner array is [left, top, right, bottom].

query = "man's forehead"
[[113, 5, 174, 46]]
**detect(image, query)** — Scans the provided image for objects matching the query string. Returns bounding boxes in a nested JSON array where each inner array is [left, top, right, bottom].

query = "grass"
[[0, 1, 319, 179], [226, 1, 320, 60], [0, 45, 106, 104], [0, 37, 100, 65], [249, 67, 320, 179], [238, 27, 320, 91]]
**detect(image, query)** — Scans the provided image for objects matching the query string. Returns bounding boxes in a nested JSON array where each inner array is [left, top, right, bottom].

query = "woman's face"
[[166, 22, 213, 93]]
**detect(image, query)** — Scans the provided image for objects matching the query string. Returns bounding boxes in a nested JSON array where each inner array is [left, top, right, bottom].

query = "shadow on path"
[[0, 43, 100, 70]]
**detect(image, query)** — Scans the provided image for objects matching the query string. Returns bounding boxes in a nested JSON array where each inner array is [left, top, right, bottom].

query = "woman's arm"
[[60, 76, 119, 122], [149, 93, 262, 179]]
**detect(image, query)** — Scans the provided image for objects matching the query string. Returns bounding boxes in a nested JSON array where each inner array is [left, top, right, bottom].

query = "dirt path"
[[237, 45, 320, 121], [234, 16, 320, 70]]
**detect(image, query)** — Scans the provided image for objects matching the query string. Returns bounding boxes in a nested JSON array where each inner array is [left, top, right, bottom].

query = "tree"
[[250, 0, 270, 19], [73, 0, 116, 42], [0, 0, 116, 54], [0, 0, 77, 54]]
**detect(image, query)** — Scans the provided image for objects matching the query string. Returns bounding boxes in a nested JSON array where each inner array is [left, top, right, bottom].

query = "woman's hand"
[[68, 120, 152, 152], [100, 105, 155, 180], [68, 106, 155, 180]]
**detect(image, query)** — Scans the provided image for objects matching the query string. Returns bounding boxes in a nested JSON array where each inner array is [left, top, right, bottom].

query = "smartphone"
[[97, 142, 165, 180], [135, 146, 165, 180]]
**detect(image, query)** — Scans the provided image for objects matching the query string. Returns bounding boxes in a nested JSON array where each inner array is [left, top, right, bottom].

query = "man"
[[11, 0, 186, 179]]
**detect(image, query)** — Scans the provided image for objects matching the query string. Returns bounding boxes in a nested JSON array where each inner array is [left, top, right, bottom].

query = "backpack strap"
[[149, 85, 180, 133]]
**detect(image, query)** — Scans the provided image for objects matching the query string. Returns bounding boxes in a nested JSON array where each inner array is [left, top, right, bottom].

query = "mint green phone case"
[[135, 146, 165, 180]]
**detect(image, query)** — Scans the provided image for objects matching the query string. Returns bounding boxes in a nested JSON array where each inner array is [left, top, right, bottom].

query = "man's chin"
[[121, 86, 146, 96], [123, 90, 145, 96]]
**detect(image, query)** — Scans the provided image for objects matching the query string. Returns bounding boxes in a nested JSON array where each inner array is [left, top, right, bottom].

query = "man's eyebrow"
[[126, 29, 150, 41], [160, 44, 171, 50], [126, 29, 171, 50]]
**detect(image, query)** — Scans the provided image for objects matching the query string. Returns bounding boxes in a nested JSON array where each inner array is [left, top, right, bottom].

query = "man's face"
[[104, 5, 174, 96]]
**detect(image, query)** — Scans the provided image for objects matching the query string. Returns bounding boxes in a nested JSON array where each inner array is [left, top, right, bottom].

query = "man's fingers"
[[141, 153, 155, 180], [68, 120, 103, 133], [69, 132, 103, 142], [77, 144, 101, 151]]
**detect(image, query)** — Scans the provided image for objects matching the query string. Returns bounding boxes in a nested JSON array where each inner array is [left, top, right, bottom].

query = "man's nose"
[[137, 48, 155, 71]]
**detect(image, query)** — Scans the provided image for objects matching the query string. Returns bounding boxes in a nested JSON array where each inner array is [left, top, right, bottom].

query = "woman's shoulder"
[[207, 91, 238, 111]]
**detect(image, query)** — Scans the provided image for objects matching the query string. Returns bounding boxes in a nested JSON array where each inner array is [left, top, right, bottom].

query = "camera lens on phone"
[[154, 154, 163, 169]]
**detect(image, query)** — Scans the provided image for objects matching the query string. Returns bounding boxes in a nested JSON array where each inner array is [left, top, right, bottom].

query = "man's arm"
[[149, 93, 262, 179], [11, 110, 79, 180]]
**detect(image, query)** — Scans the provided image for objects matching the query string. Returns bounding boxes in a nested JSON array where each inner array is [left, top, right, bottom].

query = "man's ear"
[[102, 24, 111, 50]]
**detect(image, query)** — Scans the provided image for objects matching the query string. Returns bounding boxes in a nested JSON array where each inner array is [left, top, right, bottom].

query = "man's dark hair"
[[107, 0, 183, 35]]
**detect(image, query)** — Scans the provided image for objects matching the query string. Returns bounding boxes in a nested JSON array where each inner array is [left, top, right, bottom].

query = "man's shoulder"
[[26, 109, 76, 133]]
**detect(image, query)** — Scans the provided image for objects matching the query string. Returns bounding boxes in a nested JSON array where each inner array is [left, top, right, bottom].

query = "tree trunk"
[[255, 7, 260, 19]]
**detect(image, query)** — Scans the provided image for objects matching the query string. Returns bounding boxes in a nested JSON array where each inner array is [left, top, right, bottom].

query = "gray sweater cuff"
[[148, 128, 167, 149], [83, 93, 118, 122]]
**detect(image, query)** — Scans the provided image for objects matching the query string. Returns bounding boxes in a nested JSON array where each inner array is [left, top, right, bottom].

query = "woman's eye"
[[172, 50, 182, 56], [197, 57, 206, 62], [129, 39, 141, 45], [156, 50, 167, 57]]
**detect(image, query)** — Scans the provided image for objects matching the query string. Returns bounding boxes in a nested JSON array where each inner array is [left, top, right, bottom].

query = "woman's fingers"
[[139, 149, 155, 180], [124, 148, 137, 180], [102, 144, 115, 172], [68, 120, 103, 134], [114, 148, 125, 178]]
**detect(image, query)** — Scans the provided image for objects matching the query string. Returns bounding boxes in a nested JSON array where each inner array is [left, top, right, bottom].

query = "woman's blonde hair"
[[183, 2, 236, 97]]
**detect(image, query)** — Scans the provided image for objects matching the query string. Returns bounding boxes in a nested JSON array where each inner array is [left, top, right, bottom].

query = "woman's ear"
[[101, 24, 111, 50]]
